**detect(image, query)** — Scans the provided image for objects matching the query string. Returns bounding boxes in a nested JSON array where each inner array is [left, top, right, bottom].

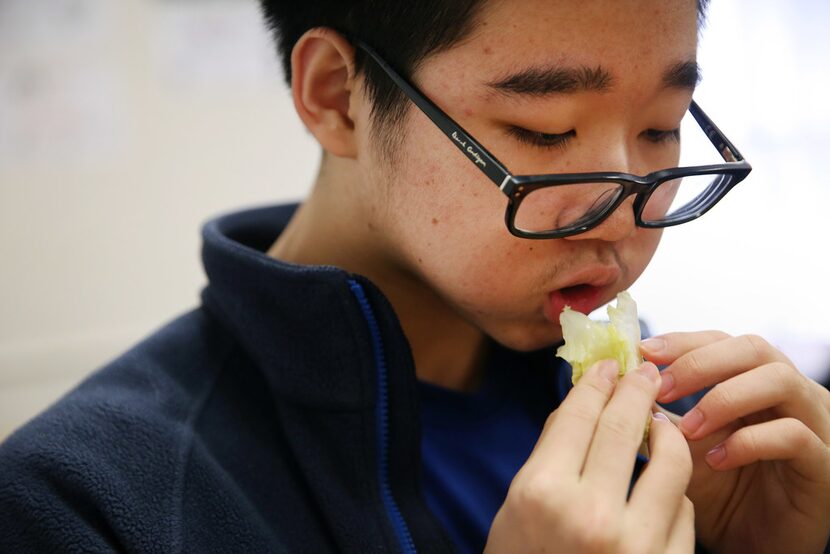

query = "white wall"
[[1, 0, 828, 440], [0, 0, 318, 439], [628, 0, 830, 379]]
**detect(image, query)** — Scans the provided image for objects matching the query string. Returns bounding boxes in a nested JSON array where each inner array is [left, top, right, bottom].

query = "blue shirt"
[[419, 344, 567, 554]]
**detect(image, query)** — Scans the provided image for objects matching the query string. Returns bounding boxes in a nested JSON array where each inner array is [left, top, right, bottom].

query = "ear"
[[290, 29, 360, 158]]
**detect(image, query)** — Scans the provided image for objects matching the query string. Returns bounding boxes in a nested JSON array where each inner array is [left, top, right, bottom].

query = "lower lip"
[[545, 285, 604, 322]]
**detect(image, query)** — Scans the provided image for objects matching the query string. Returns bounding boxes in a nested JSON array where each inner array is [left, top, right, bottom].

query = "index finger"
[[639, 330, 732, 367], [581, 362, 662, 501], [530, 359, 620, 476], [642, 332, 793, 403]]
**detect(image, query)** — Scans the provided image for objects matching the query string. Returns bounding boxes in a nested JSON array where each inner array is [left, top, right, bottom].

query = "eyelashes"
[[642, 128, 681, 143], [507, 126, 681, 150], [507, 126, 575, 150]]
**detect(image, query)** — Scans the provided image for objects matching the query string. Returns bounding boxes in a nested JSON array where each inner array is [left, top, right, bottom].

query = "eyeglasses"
[[355, 40, 752, 239]]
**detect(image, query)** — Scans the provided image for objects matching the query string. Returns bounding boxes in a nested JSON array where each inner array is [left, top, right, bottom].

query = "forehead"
[[422, 0, 699, 91]]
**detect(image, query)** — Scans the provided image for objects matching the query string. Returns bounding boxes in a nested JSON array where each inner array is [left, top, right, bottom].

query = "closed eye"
[[507, 126, 575, 150], [642, 128, 681, 143], [507, 126, 679, 149]]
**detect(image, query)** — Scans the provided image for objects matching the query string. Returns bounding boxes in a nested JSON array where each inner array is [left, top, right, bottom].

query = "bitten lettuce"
[[556, 291, 643, 384]]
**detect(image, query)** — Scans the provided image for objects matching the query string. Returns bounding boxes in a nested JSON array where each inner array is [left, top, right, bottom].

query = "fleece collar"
[[200, 203, 418, 411]]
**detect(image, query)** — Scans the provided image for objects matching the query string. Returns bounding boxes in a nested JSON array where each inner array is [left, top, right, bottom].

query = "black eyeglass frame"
[[355, 40, 752, 239]]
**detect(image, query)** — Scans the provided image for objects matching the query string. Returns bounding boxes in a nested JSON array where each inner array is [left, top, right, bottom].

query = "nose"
[[564, 142, 639, 243]]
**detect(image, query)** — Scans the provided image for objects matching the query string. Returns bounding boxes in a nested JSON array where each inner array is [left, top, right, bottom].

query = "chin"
[[485, 321, 564, 353]]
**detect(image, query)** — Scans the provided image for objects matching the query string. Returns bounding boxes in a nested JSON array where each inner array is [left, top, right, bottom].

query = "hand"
[[485, 360, 694, 554], [642, 332, 830, 554]]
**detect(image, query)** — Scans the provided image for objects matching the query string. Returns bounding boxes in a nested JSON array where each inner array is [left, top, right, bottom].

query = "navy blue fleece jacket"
[[0, 204, 574, 553]]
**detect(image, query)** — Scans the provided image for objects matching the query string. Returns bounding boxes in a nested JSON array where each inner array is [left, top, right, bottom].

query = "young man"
[[1, 0, 829, 552]]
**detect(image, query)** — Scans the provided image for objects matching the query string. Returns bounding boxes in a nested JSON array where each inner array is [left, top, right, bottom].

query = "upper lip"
[[557, 264, 622, 291]]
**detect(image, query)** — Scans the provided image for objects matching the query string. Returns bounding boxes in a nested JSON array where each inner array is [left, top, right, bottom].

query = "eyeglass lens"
[[513, 172, 730, 233], [641, 173, 729, 223], [514, 183, 624, 233]]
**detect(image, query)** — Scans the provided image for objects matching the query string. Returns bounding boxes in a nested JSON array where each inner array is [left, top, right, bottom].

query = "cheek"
[[395, 184, 509, 291], [415, 235, 559, 350], [383, 122, 509, 273], [383, 146, 542, 311]]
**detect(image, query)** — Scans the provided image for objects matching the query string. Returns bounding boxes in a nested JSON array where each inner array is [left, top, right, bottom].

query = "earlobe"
[[291, 29, 359, 158]]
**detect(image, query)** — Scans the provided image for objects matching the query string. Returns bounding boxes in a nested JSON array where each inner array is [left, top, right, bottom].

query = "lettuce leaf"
[[556, 291, 643, 384]]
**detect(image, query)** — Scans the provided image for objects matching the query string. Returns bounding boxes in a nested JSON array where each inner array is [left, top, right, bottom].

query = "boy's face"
[[357, 0, 699, 351]]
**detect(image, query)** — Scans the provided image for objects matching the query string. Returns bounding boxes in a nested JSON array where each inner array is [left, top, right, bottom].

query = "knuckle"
[[623, 368, 659, 396], [600, 414, 640, 442], [785, 418, 818, 450], [571, 503, 620, 553], [655, 434, 693, 480], [770, 360, 796, 384], [693, 330, 731, 345], [583, 371, 617, 396], [732, 424, 761, 455], [668, 447, 694, 482], [563, 402, 600, 428], [741, 333, 772, 362], [711, 330, 732, 341], [766, 361, 811, 401], [508, 470, 561, 516], [678, 349, 705, 381], [541, 409, 558, 434], [820, 385, 830, 415], [782, 363, 811, 397], [707, 382, 735, 413]]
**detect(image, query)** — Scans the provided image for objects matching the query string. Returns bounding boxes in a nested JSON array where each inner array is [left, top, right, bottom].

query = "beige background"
[[0, 0, 318, 439], [1, 0, 829, 441]]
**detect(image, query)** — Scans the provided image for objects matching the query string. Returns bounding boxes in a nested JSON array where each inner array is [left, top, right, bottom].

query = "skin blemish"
[[483, 46, 493, 55], [432, 218, 439, 225], [463, 107, 473, 117]]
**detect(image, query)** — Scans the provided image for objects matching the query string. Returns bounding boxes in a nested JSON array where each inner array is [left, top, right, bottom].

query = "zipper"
[[348, 280, 417, 554]]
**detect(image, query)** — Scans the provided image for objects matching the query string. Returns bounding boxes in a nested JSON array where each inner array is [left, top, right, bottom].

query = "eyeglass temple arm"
[[355, 41, 513, 189], [689, 101, 747, 163]]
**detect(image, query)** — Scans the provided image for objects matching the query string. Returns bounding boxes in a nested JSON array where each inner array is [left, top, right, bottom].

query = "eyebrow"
[[662, 60, 702, 90], [486, 60, 701, 96], [487, 65, 613, 95]]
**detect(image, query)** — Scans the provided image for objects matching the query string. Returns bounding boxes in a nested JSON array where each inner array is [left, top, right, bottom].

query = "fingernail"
[[637, 362, 660, 384], [705, 444, 726, 467], [657, 372, 675, 399], [640, 337, 666, 353], [652, 412, 670, 423], [680, 408, 704, 436]]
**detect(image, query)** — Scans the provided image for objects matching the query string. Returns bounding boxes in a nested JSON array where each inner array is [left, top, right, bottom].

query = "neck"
[[268, 155, 487, 392]]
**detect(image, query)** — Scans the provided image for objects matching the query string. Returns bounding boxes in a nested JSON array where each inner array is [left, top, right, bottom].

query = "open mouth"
[[545, 284, 604, 322], [542, 263, 622, 323]]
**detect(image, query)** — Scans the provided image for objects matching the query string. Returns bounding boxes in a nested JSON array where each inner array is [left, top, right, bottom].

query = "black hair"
[[260, 1, 710, 153], [259, 0, 484, 159]]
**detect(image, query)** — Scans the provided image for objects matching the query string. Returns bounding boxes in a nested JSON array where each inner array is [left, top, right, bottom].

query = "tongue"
[[550, 285, 602, 316]]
